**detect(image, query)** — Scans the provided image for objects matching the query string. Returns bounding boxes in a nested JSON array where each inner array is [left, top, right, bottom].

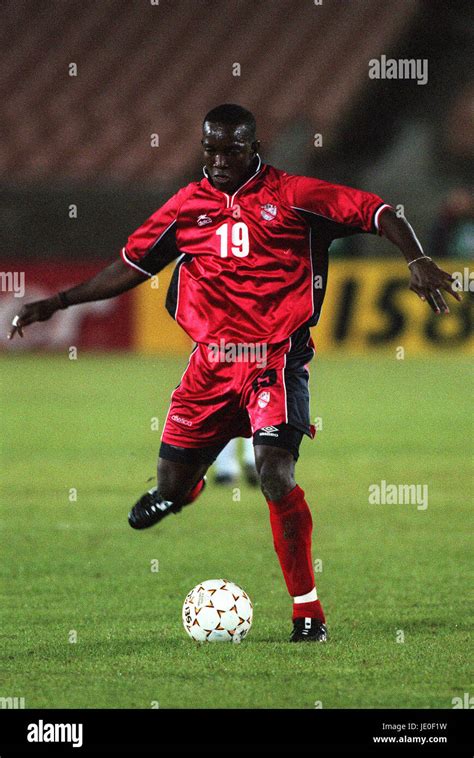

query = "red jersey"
[[121, 159, 390, 344]]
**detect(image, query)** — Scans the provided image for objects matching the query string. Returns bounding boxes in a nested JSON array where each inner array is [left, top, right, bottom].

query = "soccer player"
[[9, 104, 461, 642]]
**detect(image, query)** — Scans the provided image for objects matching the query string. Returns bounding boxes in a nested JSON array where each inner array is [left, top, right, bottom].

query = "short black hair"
[[203, 103, 256, 141]]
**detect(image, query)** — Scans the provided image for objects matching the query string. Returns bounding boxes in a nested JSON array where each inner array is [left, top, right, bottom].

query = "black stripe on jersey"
[[292, 207, 380, 327], [165, 254, 193, 320], [294, 210, 342, 327], [127, 221, 180, 277]]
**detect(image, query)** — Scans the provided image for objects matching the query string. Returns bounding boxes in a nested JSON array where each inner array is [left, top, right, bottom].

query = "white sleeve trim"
[[121, 218, 178, 277], [374, 204, 391, 231], [121, 247, 152, 277]]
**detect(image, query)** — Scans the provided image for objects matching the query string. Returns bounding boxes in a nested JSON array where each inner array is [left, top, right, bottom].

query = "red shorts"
[[161, 326, 315, 451]]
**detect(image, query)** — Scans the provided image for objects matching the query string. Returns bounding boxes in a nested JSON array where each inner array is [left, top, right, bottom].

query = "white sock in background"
[[214, 438, 240, 477], [242, 436, 255, 466]]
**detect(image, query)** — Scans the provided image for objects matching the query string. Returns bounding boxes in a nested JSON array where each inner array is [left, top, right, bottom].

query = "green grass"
[[0, 353, 472, 709]]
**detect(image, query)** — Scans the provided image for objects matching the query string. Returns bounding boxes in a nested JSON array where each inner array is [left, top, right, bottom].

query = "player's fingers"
[[427, 289, 449, 314], [445, 287, 462, 302], [8, 315, 23, 339], [410, 284, 426, 302], [7, 326, 22, 339], [425, 290, 441, 314], [442, 281, 463, 302], [434, 288, 449, 313], [13, 309, 38, 328]]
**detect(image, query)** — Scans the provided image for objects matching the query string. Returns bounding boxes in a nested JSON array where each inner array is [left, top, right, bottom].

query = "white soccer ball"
[[182, 579, 253, 643]]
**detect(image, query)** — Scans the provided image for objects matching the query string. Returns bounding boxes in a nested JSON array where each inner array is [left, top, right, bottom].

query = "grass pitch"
[[1, 352, 472, 709]]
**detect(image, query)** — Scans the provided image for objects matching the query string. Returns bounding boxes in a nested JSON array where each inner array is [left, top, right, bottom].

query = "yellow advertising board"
[[132, 260, 473, 355], [132, 266, 192, 354]]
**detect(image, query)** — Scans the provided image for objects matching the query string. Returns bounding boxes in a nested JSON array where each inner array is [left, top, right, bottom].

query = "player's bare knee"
[[260, 471, 295, 501], [256, 448, 296, 501]]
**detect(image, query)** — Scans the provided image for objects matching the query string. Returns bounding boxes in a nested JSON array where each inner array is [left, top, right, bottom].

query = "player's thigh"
[[157, 457, 209, 503]]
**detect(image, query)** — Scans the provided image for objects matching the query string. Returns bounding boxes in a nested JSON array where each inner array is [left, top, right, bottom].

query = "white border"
[[121, 219, 178, 275], [121, 247, 151, 277]]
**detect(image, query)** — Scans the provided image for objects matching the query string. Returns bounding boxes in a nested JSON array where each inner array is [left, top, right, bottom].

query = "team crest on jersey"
[[261, 203, 278, 221], [257, 391, 271, 409], [197, 214, 212, 226]]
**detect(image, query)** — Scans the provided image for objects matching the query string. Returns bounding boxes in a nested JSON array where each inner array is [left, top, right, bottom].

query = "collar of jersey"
[[202, 155, 263, 205]]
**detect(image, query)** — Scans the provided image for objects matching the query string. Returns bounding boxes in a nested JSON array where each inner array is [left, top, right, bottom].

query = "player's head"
[[202, 104, 260, 193]]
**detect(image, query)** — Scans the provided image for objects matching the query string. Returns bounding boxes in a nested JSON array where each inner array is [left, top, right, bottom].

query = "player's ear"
[[251, 140, 261, 157]]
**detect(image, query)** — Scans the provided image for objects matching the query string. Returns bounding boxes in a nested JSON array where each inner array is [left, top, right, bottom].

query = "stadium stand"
[[0, 0, 420, 183]]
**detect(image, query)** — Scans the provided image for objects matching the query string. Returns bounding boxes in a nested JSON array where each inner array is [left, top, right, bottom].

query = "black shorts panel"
[[253, 423, 304, 462], [159, 441, 226, 466], [284, 324, 314, 438], [284, 365, 312, 437]]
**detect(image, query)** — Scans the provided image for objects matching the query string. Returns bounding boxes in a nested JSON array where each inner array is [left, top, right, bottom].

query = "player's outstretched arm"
[[378, 208, 462, 315], [8, 258, 146, 340]]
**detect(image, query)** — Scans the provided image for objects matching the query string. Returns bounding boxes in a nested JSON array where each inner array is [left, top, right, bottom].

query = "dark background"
[[1, 0, 472, 259]]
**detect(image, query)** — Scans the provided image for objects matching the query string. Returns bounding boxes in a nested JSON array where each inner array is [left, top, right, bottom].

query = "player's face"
[[202, 122, 259, 194]]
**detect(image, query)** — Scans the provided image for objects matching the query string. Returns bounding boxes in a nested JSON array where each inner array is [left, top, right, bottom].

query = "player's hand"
[[408, 258, 462, 314], [7, 297, 60, 340]]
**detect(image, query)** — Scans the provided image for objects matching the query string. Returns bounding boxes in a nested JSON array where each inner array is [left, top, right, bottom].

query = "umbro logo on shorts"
[[259, 426, 279, 437]]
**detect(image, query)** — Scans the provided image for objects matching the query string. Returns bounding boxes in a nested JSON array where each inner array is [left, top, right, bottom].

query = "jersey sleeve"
[[120, 185, 192, 276], [283, 173, 391, 235]]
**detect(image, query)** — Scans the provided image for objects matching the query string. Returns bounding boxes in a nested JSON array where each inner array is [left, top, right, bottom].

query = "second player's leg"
[[213, 438, 240, 485]]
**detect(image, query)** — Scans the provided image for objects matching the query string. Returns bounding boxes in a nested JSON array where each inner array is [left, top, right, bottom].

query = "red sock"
[[291, 599, 325, 622], [267, 484, 325, 623], [183, 477, 206, 505]]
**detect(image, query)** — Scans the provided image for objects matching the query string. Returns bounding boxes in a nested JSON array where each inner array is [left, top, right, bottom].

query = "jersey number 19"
[[216, 222, 249, 258]]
